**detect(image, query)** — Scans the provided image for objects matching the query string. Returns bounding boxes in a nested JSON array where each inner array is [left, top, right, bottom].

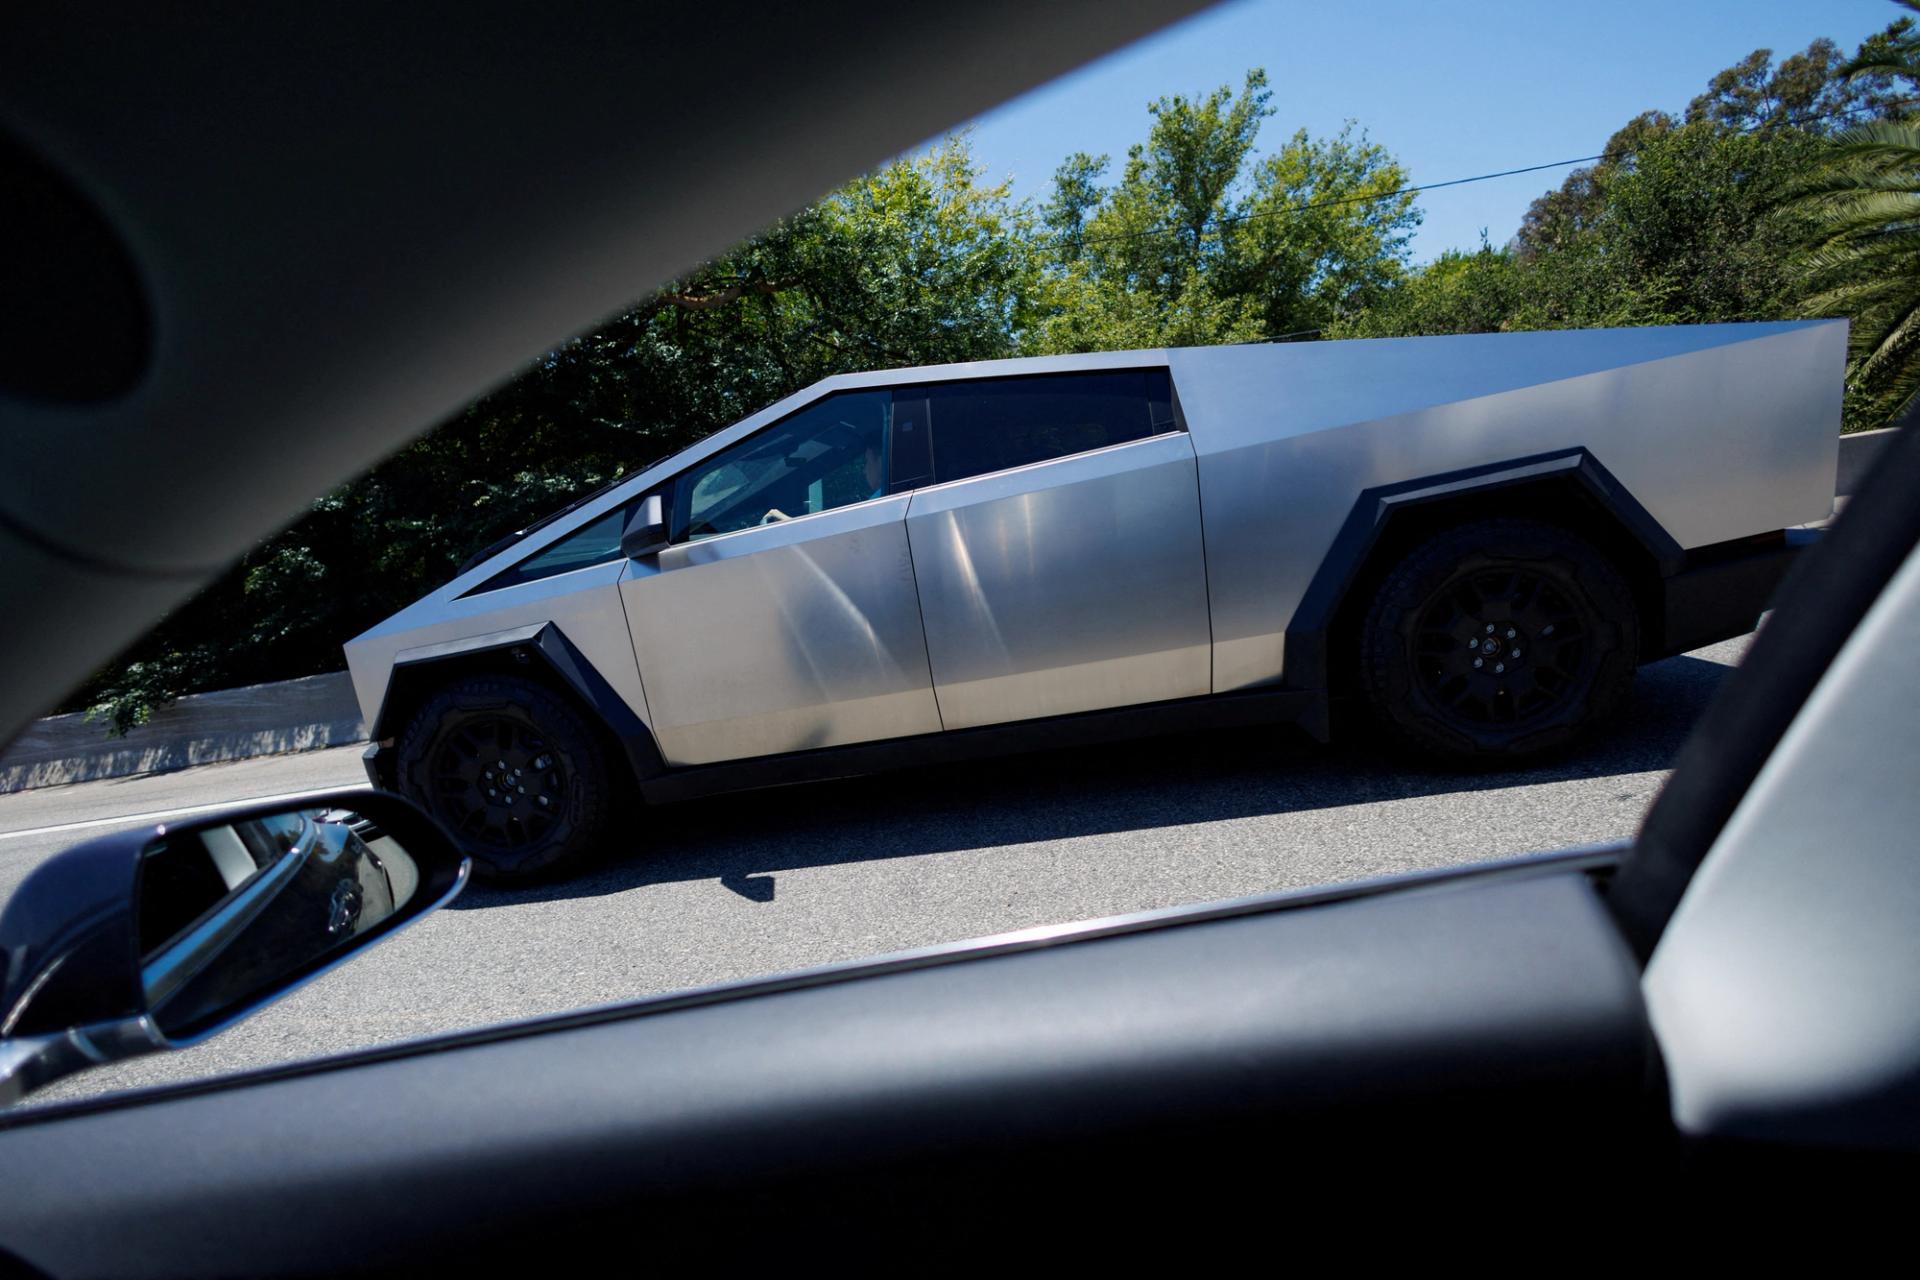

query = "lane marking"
[[0, 785, 360, 843]]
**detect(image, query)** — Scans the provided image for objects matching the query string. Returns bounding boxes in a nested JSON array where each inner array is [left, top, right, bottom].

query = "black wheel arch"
[[365, 622, 664, 795], [1283, 449, 1681, 708]]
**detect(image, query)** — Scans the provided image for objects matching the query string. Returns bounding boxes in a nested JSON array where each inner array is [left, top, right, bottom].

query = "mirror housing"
[[621, 492, 668, 559], [0, 790, 467, 1105]]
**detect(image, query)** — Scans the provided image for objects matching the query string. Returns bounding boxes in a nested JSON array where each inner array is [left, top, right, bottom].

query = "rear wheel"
[[1359, 518, 1639, 764], [395, 675, 612, 881]]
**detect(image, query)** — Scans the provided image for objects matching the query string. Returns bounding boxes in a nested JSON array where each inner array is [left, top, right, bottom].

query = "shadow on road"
[[449, 650, 1733, 911]]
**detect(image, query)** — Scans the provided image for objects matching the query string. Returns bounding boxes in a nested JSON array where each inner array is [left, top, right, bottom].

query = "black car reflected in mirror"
[[139, 807, 425, 1040], [0, 791, 467, 1105]]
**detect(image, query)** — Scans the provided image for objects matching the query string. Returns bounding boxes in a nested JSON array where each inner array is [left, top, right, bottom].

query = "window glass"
[[924, 368, 1175, 485], [474, 501, 636, 593], [674, 389, 890, 541], [135, 814, 308, 958]]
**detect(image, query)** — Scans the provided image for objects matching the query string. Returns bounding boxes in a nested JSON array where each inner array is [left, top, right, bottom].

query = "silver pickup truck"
[[347, 321, 1844, 879]]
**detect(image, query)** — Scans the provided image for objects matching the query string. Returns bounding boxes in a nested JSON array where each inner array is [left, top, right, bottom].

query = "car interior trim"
[[0, 839, 1625, 1133], [1612, 416, 1920, 960]]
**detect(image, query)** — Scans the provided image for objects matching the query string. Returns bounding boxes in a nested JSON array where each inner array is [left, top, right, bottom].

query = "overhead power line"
[[1070, 154, 1608, 250]]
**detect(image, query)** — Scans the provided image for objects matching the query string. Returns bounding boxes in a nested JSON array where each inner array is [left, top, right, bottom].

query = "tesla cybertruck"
[[346, 321, 1843, 878]]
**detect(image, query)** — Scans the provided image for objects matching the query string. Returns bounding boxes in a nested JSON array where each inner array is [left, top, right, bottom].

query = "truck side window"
[[923, 368, 1175, 486], [472, 501, 637, 593], [673, 389, 891, 541]]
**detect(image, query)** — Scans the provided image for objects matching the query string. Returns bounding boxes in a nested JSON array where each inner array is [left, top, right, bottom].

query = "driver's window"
[[674, 389, 891, 541]]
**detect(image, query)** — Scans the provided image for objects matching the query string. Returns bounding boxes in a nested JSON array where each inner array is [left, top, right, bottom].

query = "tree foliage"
[[1685, 36, 1901, 132], [1334, 239, 1520, 339], [1029, 70, 1419, 352], [1335, 115, 1820, 340], [1344, 13, 1915, 436], [1787, 2, 1920, 427]]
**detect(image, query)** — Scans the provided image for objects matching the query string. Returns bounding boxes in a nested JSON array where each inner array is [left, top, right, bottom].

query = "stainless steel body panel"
[[346, 321, 1843, 754], [1171, 322, 1844, 691], [618, 494, 940, 766], [905, 433, 1211, 730], [344, 352, 1172, 729], [344, 560, 650, 733]]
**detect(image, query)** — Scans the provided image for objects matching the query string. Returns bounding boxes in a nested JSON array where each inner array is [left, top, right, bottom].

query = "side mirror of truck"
[[621, 492, 668, 559]]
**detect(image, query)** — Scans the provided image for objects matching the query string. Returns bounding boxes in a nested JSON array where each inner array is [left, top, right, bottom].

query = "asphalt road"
[[1, 635, 1748, 1107]]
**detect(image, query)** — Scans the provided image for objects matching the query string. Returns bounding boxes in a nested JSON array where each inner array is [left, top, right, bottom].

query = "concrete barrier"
[[0, 672, 364, 792], [1838, 427, 1899, 496], [0, 430, 1900, 793]]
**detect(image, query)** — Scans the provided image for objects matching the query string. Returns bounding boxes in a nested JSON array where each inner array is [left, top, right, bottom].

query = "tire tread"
[[1358, 517, 1639, 764], [394, 674, 612, 881]]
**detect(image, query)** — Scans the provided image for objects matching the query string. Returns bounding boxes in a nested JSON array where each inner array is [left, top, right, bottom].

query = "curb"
[[0, 430, 1900, 793]]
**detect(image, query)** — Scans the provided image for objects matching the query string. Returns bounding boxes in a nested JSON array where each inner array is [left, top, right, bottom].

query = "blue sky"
[[952, 0, 1904, 263]]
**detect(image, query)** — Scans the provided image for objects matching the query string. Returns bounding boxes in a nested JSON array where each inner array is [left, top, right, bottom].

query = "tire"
[[395, 674, 613, 881], [1358, 518, 1639, 764]]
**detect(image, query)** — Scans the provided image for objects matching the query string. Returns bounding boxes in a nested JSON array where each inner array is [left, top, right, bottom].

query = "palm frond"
[[1856, 298, 1920, 382], [1787, 169, 1920, 203], [1839, 4, 1920, 81], [1783, 103, 1920, 429], [1799, 272, 1920, 315], [1796, 213, 1920, 257]]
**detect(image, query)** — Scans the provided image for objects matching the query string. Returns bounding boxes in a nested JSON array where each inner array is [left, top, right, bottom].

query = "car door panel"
[[905, 432, 1212, 730], [0, 860, 1661, 1276], [619, 495, 940, 766]]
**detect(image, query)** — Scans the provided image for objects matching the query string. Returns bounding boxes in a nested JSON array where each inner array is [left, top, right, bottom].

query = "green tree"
[[1029, 70, 1418, 353], [1040, 152, 1109, 261], [1226, 124, 1420, 338], [1330, 239, 1520, 339], [1513, 119, 1820, 330], [105, 16, 1920, 731], [1349, 117, 1817, 342], [1358, 20, 1915, 416], [1790, 1, 1920, 427], [1109, 69, 1275, 287], [1686, 38, 1897, 132]]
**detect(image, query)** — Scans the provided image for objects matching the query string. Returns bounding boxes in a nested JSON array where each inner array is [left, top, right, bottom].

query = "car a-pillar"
[[1285, 450, 1672, 765], [365, 625, 662, 881]]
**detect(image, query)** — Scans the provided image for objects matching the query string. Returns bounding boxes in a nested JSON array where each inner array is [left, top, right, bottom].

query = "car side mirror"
[[621, 492, 668, 559], [0, 790, 467, 1105]]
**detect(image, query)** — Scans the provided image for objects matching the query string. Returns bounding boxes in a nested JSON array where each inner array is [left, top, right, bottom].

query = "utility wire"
[[1073, 154, 1606, 249]]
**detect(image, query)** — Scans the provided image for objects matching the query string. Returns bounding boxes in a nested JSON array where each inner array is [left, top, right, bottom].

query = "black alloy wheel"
[[429, 716, 568, 853], [395, 675, 613, 881], [1360, 518, 1639, 763], [1413, 566, 1587, 726]]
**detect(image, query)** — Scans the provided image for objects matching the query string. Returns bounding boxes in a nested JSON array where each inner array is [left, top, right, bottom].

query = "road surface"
[[0, 636, 1748, 1107]]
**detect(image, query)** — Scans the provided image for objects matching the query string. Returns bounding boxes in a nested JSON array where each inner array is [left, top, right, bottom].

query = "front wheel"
[[1359, 518, 1639, 764], [395, 675, 613, 881]]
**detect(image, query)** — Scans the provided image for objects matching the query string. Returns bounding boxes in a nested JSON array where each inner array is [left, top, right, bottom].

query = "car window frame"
[[665, 387, 902, 545], [469, 364, 1186, 572], [656, 365, 1182, 547], [462, 496, 643, 596], [916, 366, 1182, 491]]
